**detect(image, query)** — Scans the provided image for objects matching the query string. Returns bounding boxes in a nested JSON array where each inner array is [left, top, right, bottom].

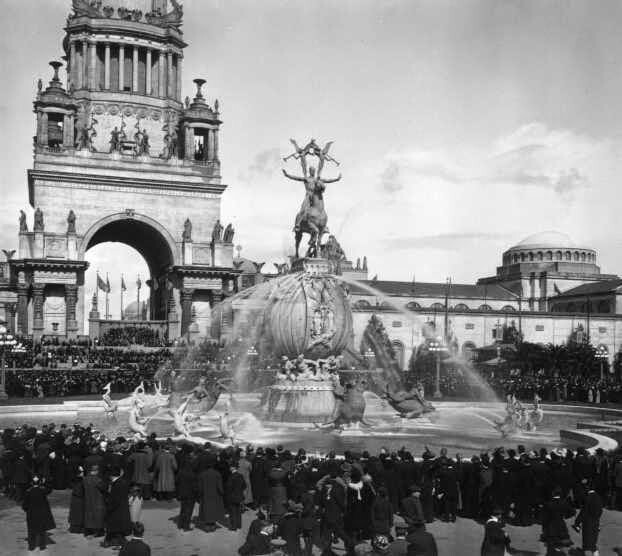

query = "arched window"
[[406, 301, 421, 311], [521, 252, 526, 262], [597, 300, 611, 313], [565, 251, 572, 261], [545, 251, 553, 261], [513, 253, 519, 263], [536, 251, 543, 261], [392, 340, 405, 370], [478, 304, 492, 311], [355, 299, 371, 309], [574, 251, 580, 261], [528, 252, 534, 262], [430, 302, 445, 311], [501, 305, 516, 312], [462, 341, 477, 361], [555, 251, 562, 261], [580, 252, 586, 262], [454, 303, 469, 312]]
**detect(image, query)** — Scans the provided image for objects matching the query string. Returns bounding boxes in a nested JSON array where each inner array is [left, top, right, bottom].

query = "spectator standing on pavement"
[[22, 475, 56, 552], [119, 522, 151, 556]]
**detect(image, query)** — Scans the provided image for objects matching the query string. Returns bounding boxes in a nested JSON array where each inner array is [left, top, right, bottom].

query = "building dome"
[[501, 230, 596, 268], [513, 231, 577, 250]]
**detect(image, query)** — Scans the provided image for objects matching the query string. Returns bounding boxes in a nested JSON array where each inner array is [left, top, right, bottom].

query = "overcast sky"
[[1, 0, 622, 318]]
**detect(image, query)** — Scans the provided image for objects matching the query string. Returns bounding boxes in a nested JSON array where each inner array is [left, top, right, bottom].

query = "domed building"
[[479, 230, 617, 311]]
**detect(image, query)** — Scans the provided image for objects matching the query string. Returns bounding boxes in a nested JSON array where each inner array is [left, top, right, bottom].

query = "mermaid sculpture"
[[102, 382, 118, 418], [128, 396, 149, 437], [383, 382, 435, 419]]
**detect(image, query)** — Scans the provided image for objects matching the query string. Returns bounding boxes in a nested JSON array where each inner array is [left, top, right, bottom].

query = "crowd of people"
[[100, 327, 170, 348], [415, 367, 622, 405], [0, 421, 621, 555]]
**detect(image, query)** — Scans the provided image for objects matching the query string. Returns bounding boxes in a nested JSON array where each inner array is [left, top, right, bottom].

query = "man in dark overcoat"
[[226, 461, 247, 531], [103, 467, 132, 548], [198, 459, 225, 531], [22, 476, 56, 551], [480, 508, 511, 556], [83, 464, 106, 536], [176, 461, 197, 531], [574, 487, 603, 556]]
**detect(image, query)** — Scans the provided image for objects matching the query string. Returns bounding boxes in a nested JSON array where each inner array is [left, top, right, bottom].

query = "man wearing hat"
[[405, 517, 438, 556], [401, 485, 425, 529], [22, 475, 56, 552], [387, 516, 408, 556], [480, 508, 511, 556]]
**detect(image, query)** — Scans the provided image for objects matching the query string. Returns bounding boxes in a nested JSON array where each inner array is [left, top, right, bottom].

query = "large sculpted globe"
[[265, 273, 352, 360]]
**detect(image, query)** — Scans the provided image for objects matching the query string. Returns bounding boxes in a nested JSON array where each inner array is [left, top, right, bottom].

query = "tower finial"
[[193, 78, 206, 100]]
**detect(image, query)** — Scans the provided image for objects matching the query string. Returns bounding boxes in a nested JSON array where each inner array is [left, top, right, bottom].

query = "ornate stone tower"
[[8, 0, 239, 341]]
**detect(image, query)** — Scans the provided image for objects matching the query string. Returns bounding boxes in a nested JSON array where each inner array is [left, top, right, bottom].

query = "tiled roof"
[[552, 278, 622, 298], [349, 280, 518, 301]]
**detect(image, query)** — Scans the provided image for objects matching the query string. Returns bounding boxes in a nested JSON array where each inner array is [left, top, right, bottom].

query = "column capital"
[[32, 283, 46, 294]]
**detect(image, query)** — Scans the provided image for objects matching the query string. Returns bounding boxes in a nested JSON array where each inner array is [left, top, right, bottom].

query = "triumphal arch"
[[0, 0, 239, 341]]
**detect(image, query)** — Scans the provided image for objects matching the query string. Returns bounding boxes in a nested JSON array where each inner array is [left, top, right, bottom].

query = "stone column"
[[6, 303, 16, 335], [180, 289, 194, 336], [70, 41, 77, 88], [17, 285, 28, 335], [62, 114, 73, 147], [65, 284, 78, 338], [176, 54, 182, 100], [80, 40, 87, 88], [132, 45, 139, 92], [104, 42, 111, 89], [167, 50, 174, 98], [39, 112, 49, 146], [88, 40, 97, 89], [184, 125, 194, 160], [32, 283, 45, 337], [146, 48, 152, 95], [213, 128, 219, 161], [158, 49, 166, 97], [119, 44, 125, 92], [207, 128, 215, 161]]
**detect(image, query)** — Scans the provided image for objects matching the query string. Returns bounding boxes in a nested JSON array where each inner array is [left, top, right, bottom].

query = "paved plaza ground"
[[0, 491, 621, 556]]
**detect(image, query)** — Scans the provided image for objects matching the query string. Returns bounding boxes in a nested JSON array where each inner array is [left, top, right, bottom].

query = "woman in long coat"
[[83, 466, 106, 535], [68, 467, 85, 533], [154, 446, 178, 500], [268, 461, 289, 520], [574, 489, 603, 555], [541, 489, 574, 553], [198, 461, 225, 529]]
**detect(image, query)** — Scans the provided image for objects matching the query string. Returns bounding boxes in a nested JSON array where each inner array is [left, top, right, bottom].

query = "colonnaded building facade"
[[0, 0, 240, 341]]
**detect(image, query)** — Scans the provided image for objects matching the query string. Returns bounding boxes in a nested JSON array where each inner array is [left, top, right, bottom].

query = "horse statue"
[[282, 139, 341, 259]]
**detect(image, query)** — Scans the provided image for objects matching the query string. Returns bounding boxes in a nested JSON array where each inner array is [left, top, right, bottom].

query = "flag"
[[121, 275, 126, 291], [97, 274, 110, 293], [136, 275, 142, 289]]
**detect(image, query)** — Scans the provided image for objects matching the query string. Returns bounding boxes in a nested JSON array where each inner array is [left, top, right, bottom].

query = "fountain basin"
[[261, 380, 336, 423]]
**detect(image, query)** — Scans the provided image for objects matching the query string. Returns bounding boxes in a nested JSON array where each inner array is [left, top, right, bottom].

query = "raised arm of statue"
[[282, 169, 306, 182], [323, 173, 342, 184]]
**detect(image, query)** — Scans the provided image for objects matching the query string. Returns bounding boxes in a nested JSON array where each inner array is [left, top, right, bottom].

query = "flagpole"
[[137, 274, 141, 322], [105, 272, 110, 320], [120, 274, 124, 320]]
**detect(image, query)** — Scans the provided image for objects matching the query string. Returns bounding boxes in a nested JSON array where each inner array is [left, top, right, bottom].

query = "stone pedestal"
[[16, 285, 28, 335], [32, 283, 45, 340], [65, 284, 78, 338], [212, 240, 225, 267], [33, 232, 44, 258], [290, 257, 332, 275], [180, 289, 194, 336], [67, 234, 78, 259], [262, 380, 336, 423], [183, 240, 193, 265]]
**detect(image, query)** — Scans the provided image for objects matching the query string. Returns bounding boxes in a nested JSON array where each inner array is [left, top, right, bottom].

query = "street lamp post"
[[595, 345, 608, 381], [428, 337, 447, 399], [0, 324, 19, 400]]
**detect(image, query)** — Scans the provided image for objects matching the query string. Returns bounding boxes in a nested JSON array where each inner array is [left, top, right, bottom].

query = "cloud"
[[238, 147, 282, 181], [381, 232, 512, 251], [379, 160, 403, 193]]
